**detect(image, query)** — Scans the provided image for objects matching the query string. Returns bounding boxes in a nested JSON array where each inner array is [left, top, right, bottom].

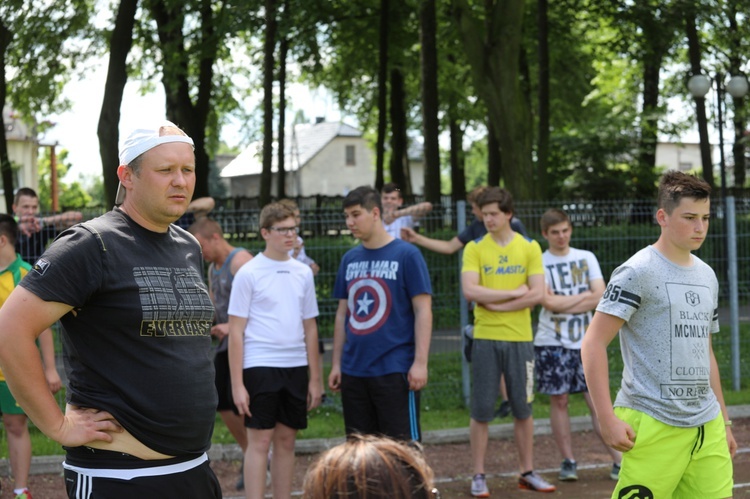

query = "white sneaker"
[[471, 473, 490, 497]]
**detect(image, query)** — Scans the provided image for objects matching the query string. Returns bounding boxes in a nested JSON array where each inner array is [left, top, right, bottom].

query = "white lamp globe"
[[688, 74, 711, 98], [726, 75, 749, 99]]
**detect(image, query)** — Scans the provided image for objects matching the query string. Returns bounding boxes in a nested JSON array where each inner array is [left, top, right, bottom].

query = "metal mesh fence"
[[39, 196, 750, 410]]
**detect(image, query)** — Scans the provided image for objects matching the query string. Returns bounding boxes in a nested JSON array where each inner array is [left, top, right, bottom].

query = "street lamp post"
[[688, 71, 748, 391], [688, 72, 749, 196]]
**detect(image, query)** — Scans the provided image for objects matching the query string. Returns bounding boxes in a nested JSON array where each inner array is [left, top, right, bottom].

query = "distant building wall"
[[300, 136, 374, 196], [655, 142, 705, 172]]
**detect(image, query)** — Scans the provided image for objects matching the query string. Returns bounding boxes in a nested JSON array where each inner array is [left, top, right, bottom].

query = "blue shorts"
[[534, 346, 587, 395]]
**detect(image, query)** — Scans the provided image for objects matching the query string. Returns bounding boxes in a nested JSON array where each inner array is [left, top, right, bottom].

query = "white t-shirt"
[[228, 253, 319, 369], [384, 215, 413, 239], [535, 247, 603, 349]]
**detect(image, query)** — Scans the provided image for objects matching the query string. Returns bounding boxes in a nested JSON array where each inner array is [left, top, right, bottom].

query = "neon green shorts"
[[612, 407, 733, 499], [0, 380, 25, 415]]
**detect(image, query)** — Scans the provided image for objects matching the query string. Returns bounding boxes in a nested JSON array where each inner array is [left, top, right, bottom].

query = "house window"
[[345, 145, 356, 166]]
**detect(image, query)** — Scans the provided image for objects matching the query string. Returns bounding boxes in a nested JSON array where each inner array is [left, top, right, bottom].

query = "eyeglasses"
[[267, 226, 298, 235]]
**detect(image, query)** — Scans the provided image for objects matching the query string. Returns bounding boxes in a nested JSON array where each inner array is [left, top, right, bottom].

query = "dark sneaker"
[[494, 400, 511, 419], [519, 471, 556, 492], [558, 459, 578, 481], [471, 473, 490, 497], [610, 462, 621, 481]]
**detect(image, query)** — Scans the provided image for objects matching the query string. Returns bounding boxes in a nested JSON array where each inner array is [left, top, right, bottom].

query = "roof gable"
[[221, 121, 362, 178]]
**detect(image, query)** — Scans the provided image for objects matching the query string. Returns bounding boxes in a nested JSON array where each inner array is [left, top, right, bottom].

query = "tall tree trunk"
[[636, 54, 661, 199], [0, 21, 14, 212], [261, 0, 277, 206], [277, 35, 289, 198], [375, 0, 389, 191], [420, 0, 440, 202], [728, 6, 746, 189], [453, 0, 533, 199], [536, 0, 550, 199], [148, 0, 218, 200], [732, 94, 747, 189], [487, 120, 501, 186], [98, 0, 138, 207], [448, 108, 466, 204], [685, 9, 714, 189], [389, 68, 409, 192]]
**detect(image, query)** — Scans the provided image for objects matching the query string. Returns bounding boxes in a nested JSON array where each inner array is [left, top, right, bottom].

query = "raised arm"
[[42, 210, 82, 230], [581, 311, 635, 452], [395, 202, 433, 221], [401, 228, 464, 255], [186, 196, 215, 218]]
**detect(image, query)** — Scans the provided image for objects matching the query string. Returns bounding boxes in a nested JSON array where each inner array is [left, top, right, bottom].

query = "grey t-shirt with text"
[[596, 246, 720, 427]]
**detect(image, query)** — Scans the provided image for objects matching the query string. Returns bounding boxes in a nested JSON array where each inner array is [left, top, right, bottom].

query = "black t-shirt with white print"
[[21, 209, 217, 457]]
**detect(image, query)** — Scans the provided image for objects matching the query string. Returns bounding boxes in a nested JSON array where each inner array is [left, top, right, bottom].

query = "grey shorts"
[[470, 339, 534, 421]]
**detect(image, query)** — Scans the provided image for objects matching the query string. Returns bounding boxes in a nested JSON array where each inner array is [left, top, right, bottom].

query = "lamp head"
[[726, 75, 749, 99], [688, 74, 711, 98]]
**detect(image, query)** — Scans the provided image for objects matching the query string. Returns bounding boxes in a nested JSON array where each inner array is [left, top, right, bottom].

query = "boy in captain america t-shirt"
[[328, 186, 432, 442]]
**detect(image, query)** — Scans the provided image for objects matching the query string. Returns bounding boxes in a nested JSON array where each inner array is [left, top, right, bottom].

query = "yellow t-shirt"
[[0, 254, 31, 381], [462, 232, 543, 341]]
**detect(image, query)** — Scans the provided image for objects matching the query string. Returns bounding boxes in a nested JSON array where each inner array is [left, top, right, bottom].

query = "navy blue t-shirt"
[[333, 239, 432, 377]]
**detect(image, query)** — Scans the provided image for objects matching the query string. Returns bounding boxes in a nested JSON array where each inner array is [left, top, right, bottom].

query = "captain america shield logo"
[[347, 277, 392, 335]]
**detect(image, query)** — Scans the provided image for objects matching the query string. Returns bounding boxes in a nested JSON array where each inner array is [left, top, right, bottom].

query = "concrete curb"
[[8, 404, 750, 476]]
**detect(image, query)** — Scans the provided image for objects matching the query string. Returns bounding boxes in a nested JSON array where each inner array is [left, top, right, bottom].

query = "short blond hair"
[[259, 202, 295, 229], [302, 435, 435, 499]]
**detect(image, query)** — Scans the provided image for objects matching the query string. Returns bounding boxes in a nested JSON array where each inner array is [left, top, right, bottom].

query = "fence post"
[[457, 201, 471, 406], [726, 196, 741, 390]]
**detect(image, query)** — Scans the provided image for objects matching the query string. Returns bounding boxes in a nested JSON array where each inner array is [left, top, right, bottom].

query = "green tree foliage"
[[36, 148, 93, 211], [9, 0, 749, 206], [0, 0, 91, 211]]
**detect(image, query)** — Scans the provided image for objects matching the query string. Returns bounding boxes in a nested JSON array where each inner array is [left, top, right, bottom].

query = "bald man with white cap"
[[0, 121, 222, 498]]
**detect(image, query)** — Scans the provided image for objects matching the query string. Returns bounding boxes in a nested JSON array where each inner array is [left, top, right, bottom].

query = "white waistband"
[[62, 452, 208, 481]]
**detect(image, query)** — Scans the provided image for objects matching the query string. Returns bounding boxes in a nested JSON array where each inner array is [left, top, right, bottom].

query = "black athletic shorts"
[[341, 372, 421, 442], [242, 366, 309, 430], [63, 447, 221, 499]]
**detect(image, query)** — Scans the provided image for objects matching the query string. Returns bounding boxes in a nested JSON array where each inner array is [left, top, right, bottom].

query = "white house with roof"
[[221, 121, 375, 197], [2, 106, 40, 210]]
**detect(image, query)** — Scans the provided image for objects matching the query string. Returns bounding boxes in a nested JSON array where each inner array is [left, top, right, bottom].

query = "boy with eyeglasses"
[[228, 202, 323, 499], [328, 186, 432, 442]]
